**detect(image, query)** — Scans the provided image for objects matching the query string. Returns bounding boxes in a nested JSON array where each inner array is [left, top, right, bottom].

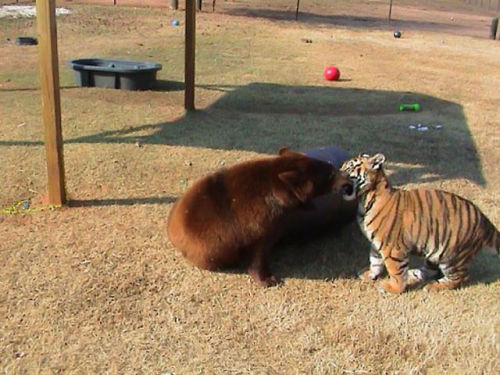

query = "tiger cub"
[[340, 153, 499, 294]]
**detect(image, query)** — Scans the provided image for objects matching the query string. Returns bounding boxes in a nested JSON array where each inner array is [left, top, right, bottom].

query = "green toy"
[[399, 103, 420, 112]]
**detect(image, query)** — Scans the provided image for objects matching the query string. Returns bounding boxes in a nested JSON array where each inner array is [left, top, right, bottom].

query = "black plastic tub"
[[67, 58, 162, 90], [15, 37, 38, 46]]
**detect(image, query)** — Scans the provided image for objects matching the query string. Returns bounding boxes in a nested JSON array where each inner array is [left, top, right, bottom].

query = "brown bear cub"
[[167, 148, 354, 286]]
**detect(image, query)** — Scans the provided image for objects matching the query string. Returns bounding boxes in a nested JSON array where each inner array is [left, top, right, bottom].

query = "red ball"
[[324, 66, 340, 81]]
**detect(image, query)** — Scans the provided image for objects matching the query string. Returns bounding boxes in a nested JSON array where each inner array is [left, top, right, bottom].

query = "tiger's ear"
[[370, 153, 386, 170], [276, 170, 314, 204]]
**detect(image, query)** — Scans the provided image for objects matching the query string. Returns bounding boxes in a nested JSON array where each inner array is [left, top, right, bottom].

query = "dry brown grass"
[[1, 2, 499, 374]]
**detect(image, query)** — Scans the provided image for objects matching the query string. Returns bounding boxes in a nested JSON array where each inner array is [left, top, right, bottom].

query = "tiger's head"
[[340, 153, 386, 197]]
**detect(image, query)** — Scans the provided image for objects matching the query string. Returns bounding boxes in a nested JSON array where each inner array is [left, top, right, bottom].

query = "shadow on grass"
[[0, 85, 80, 92], [152, 79, 185, 92], [272, 222, 499, 287], [68, 196, 176, 207], [214, 224, 372, 283], [0, 82, 486, 186], [0, 81, 183, 93], [272, 221, 370, 281], [223, 7, 479, 36], [467, 252, 500, 286]]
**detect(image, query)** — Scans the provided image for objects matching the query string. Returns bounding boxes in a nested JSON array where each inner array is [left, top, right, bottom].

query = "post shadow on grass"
[[0, 82, 183, 93], [68, 196, 176, 207], [0, 85, 80, 92], [152, 80, 185, 92]]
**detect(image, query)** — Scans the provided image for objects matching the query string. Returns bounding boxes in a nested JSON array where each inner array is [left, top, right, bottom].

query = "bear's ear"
[[277, 170, 314, 204], [278, 147, 306, 158], [370, 153, 386, 170], [278, 147, 291, 156]]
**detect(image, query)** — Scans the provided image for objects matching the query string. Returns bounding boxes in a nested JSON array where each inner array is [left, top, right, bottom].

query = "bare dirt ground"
[[1, 1, 499, 374]]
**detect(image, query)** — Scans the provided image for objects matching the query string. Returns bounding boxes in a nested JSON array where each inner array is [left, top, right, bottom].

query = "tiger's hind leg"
[[408, 259, 441, 286], [423, 264, 469, 291]]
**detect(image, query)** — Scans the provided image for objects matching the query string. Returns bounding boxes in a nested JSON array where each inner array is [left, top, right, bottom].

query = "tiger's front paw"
[[358, 267, 381, 282], [377, 280, 406, 294]]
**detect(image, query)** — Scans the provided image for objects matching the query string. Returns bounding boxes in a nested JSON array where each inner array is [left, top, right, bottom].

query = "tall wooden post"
[[36, 0, 66, 205], [185, 0, 196, 110], [490, 17, 499, 39], [388, 0, 394, 23]]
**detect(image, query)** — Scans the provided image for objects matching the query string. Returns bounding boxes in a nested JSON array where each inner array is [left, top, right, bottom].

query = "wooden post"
[[36, 0, 66, 205], [185, 0, 196, 110], [490, 17, 499, 39], [388, 0, 394, 23], [295, 0, 300, 20]]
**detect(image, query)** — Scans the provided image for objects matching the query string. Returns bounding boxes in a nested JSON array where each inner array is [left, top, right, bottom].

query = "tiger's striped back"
[[341, 153, 499, 293]]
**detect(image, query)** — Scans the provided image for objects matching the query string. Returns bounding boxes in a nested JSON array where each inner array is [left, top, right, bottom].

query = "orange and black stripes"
[[341, 153, 499, 293]]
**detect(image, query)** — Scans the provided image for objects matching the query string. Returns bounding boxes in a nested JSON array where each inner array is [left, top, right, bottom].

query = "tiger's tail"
[[496, 230, 500, 256], [480, 213, 499, 256], [483, 227, 499, 256]]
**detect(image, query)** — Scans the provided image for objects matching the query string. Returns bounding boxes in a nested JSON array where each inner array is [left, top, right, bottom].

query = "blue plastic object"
[[303, 146, 350, 168]]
